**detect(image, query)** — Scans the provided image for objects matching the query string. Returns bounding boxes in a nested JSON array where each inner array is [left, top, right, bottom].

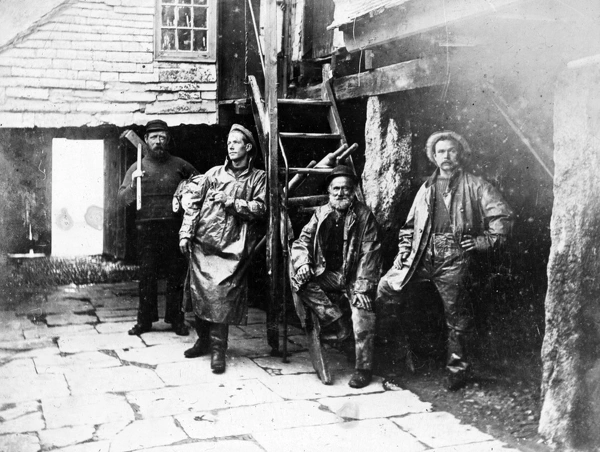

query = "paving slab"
[[23, 324, 97, 339], [140, 330, 196, 346], [34, 351, 121, 374], [3, 345, 61, 360], [89, 297, 139, 310], [145, 439, 265, 452], [318, 390, 431, 420], [392, 411, 496, 449], [258, 371, 385, 400], [127, 379, 283, 419], [17, 299, 93, 316], [42, 393, 134, 429], [117, 343, 192, 366], [38, 425, 95, 449], [0, 433, 40, 452], [0, 373, 70, 403], [253, 418, 428, 452], [108, 417, 188, 452], [0, 357, 37, 378], [95, 309, 138, 322], [177, 399, 341, 439], [228, 337, 305, 357], [46, 313, 98, 326], [94, 421, 131, 441], [58, 332, 145, 353], [65, 365, 165, 395], [252, 349, 350, 376], [53, 441, 110, 452], [0, 337, 55, 352], [0, 401, 44, 434], [429, 441, 522, 452], [95, 322, 136, 334], [155, 356, 270, 386]]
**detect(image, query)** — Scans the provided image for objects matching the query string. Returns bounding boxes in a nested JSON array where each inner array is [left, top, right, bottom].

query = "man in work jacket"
[[376, 130, 514, 391], [118, 119, 198, 337], [179, 124, 266, 375], [291, 165, 382, 389]]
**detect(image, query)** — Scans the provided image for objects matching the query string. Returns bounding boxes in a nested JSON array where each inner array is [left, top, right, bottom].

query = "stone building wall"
[[539, 64, 600, 451], [0, 0, 217, 128]]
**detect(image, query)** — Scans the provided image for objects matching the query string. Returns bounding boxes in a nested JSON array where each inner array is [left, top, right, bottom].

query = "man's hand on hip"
[[393, 251, 410, 269], [179, 238, 192, 254]]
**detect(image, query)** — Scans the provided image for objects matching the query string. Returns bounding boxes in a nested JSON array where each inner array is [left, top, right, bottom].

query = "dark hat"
[[326, 164, 358, 185], [145, 119, 169, 134], [229, 124, 257, 152]]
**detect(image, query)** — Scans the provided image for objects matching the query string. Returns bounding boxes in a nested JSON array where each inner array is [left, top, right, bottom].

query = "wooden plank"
[[340, 0, 524, 52], [265, 0, 281, 355], [333, 57, 447, 100], [279, 132, 341, 139], [278, 99, 331, 106]]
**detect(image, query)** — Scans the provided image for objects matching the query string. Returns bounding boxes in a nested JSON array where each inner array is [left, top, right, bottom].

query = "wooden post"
[[265, 0, 281, 354], [136, 144, 142, 211]]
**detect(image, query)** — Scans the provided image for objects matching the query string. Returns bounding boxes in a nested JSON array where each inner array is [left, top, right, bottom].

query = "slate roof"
[[0, 0, 70, 49]]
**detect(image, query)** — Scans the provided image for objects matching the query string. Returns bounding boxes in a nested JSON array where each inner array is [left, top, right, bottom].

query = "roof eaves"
[[327, 0, 411, 30]]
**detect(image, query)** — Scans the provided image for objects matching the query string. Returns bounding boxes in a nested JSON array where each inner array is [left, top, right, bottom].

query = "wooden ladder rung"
[[278, 99, 331, 106], [279, 167, 333, 175], [280, 132, 341, 140], [287, 195, 329, 207]]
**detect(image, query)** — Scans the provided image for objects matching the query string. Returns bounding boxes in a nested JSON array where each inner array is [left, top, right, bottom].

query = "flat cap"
[[326, 164, 358, 184], [229, 124, 257, 152], [145, 119, 169, 133]]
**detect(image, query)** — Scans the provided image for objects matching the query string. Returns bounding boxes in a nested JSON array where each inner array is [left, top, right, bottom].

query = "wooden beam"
[[340, 0, 524, 53], [333, 57, 447, 100]]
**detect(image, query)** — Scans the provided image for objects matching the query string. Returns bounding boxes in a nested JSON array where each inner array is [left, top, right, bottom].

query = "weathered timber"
[[287, 195, 329, 207], [279, 132, 341, 140], [339, 0, 523, 52]]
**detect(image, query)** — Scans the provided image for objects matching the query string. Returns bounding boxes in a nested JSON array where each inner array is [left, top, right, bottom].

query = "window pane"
[[193, 7, 207, 28], [162, 6, 175, 27], [193, 30, 207, 51], [177, 6, 192, 27], [161, 29, 175, 50], [178, 29, 191, 50], [193, 0, 207, 4], [179, 0, 191, 4]]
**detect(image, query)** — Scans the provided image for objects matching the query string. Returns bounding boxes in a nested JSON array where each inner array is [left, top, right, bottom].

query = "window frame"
[[154, 0, 217, 62]]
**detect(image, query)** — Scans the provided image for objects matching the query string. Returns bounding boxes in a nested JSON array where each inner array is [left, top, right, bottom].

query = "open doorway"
[[51, 138, 104, 257]]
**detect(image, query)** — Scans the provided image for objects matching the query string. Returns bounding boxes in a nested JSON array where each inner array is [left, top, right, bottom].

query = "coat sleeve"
[[474, 182, 514, 251], [224, 171, 267, 221], [179, 175, 209, 240], [398, 185, 424, 255], [291, 212, 318, 272], [117, 164, 136, 207], [353, 212, 382, 296]]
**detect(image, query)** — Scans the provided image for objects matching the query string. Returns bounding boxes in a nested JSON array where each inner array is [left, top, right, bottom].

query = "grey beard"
[[329, 197, 352, 211]]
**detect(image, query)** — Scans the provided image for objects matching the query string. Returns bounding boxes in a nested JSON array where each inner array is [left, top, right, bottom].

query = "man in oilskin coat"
[[376, 131, 514, 391], [178, 124, 266, 375], [118, 119, 198, 337], [291, 165, 382, 389]]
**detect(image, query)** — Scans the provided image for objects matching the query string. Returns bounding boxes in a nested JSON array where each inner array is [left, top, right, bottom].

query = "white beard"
[[329, 196, 352, 211]]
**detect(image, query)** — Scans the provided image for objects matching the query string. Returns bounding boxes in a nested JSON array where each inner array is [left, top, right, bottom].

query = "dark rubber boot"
[[184, 317, 211, 358], [210, 323, 229, 374]]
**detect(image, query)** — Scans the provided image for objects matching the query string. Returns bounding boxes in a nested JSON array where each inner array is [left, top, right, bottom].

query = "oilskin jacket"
[[179, 158, 266, 324], [391, 168, 513, 291], [291, 201, 382, 300]]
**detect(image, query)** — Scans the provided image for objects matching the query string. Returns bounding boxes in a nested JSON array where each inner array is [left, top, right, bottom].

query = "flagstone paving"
[[0, 282, 524, 451]]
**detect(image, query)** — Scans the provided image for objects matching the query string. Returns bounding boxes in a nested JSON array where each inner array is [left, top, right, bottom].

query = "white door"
[[51, 138, 104, 257]]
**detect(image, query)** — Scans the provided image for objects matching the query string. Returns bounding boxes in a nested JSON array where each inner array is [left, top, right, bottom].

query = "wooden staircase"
[[248, 75, 361, 384]]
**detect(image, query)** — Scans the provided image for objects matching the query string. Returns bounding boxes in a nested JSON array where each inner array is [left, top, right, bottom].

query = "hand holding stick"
[[136, 143, 142, 210]]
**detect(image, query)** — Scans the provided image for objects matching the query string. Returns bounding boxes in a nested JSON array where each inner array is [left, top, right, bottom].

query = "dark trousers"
[[298, 270, 377, 370], [136, 221, 186, 326], [377, 233, 473, 374]]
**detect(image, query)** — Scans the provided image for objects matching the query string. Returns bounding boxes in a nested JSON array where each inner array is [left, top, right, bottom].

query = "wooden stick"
[[136, 143, 142, 210]]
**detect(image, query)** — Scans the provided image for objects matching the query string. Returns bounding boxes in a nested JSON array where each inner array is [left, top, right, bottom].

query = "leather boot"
[[184, 317, 211, 358], [210, 323, 229, 374]]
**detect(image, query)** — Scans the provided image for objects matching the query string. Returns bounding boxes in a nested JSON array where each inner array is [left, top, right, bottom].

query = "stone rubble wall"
[[0, 0, 217, 128], [539, 64, 600, 451]]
